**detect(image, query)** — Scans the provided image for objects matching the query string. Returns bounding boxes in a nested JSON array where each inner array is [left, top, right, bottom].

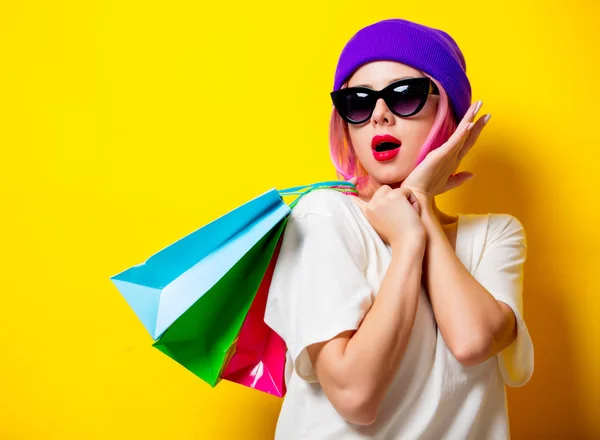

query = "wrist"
[[390, 234, 426, 255], [416, 198, 444, 245], [414, 192, 433, 213]]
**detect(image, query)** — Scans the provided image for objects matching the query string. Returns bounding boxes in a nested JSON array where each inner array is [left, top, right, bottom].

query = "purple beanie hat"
[[333, 18, 472, 122]]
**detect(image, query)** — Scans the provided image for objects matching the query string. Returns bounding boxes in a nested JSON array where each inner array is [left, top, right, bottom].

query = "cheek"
[[348, 127, 372, 157], [401, 109, 438, 150], [392, 120, 434, 157], [404, 122, 433, 147]]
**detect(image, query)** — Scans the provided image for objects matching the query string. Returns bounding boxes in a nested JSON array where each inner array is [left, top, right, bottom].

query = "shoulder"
[[288, 190, 366, 251], [290, 189, 360, 220], [487, 213, 526, 245], [463, 212, 524, 233], [461, 212, 526, 247]]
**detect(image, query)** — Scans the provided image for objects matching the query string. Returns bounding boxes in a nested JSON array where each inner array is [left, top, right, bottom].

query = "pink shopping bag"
[[221, 236, 287, 397]]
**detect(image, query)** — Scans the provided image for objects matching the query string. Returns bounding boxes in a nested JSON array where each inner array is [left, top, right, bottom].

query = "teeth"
[[376, 142, 400, 152]]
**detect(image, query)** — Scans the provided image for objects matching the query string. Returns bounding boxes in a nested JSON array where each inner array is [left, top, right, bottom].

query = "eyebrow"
[[352, 76, 418, 88]]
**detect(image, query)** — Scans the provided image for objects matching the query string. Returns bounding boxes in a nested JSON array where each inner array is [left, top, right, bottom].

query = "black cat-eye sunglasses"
[[330, 77, 440, 124]]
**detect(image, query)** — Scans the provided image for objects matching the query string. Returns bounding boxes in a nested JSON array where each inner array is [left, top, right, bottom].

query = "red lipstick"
[[371, 134, 402, 162]]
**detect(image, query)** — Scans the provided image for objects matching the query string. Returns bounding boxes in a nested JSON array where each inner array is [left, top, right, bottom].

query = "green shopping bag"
[[111, 181, 358, 388]]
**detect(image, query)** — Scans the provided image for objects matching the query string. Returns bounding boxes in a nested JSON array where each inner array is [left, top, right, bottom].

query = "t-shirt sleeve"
[[264, 192, 373, 383], [472, 214, 534, 387]]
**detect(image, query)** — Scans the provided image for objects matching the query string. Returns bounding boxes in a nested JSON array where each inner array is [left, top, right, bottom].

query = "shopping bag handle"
[[278, 181, 358, 209]]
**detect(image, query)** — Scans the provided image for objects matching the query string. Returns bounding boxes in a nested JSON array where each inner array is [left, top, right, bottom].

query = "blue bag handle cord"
[[278, 181, 359, 210]]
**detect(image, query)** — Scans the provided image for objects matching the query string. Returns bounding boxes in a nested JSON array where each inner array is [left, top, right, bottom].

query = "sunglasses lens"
[[337, 91, 373, 123], [387, 83, 426, 116], [333, 79, 430, 123]]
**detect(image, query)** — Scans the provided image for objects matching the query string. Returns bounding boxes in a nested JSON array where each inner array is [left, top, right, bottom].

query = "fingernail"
[[483, 114, 492, 124], [467, 122, 475, 131], [474, 100, 482, 116]]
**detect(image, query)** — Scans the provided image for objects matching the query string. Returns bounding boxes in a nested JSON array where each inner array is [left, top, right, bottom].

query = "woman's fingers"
[[392, 187, 421, 214], [371, 184, 391, 205], [458, 113, 490, 161], [442, 171, 475, 193], [395, 187, 416, 204], [441, 100, 480, 153], [439, 118, 472, 156], [445, 102, 491, 164]]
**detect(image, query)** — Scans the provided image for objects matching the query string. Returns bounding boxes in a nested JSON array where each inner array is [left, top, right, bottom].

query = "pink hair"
[[328, 73, 458, 192]]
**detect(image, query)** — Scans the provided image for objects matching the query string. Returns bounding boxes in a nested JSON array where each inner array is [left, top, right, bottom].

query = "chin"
[[366, 174, 406, 189], [366, 164, 410, 187]]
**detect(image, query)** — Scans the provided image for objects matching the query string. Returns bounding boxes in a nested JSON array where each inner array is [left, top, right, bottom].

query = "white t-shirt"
[[264, 189, 534, 440]]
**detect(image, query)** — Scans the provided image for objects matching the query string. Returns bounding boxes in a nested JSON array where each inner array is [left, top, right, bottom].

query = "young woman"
[[264, 18, 534, 440]]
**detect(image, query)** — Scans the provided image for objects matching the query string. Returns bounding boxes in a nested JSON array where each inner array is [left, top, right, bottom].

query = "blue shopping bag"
[[110, 181, 358, 386]]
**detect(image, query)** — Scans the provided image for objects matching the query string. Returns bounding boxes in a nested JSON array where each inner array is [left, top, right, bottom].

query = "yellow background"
[[1, 1, 598, 438]]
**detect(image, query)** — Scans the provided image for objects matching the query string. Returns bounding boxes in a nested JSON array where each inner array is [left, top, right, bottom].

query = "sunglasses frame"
[[330, 77, 440, 124]]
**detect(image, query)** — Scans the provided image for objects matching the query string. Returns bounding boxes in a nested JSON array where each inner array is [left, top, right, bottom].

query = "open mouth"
[[374, 141, 401, 152]]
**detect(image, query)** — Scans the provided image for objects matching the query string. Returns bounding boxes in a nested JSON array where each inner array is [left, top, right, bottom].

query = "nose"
[[371, 98, 395, 126]]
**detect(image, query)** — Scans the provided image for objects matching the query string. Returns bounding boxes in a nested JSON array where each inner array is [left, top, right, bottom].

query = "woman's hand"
[[352, 185, 425, 250], [400, 101, 491, 200]]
